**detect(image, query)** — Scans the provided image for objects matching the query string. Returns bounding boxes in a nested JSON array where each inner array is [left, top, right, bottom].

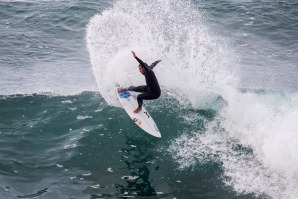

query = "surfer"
[[118, 51, 162, 113]]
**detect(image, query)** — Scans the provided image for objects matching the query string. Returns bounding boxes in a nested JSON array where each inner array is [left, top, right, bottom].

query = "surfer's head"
[[138, 65, 145, 75]]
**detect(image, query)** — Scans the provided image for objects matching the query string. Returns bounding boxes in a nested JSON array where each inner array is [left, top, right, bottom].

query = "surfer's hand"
[[157, 60, 162, 63], [131, 51, 136, 57]]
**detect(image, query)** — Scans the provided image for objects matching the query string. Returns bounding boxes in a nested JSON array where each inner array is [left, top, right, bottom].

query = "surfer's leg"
[[128, 85, 148, 93], [136, 92, 160, 108], [141, 92, 160, 100], [118, 86, 148, 93]]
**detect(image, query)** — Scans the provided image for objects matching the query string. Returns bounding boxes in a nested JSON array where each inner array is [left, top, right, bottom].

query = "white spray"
[[86, 0, 232, 107]]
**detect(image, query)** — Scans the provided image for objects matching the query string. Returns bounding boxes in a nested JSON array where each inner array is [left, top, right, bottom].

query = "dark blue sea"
[[1, 0, 298, 198]]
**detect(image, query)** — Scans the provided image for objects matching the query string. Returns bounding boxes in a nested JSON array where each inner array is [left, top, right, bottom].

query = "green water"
[[0, 92, 255, 198]]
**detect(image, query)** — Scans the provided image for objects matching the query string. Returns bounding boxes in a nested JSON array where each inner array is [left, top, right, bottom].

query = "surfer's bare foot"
[[117, 87, 126, 93], [133, 107, 142, 113]]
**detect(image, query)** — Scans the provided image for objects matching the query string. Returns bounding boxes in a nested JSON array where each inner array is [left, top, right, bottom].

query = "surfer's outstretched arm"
[[132, 51, 147, 68], [148, 60, 162, 70]]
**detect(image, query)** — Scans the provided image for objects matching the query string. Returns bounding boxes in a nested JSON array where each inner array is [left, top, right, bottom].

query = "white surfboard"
[[115, 82, 161, 138]]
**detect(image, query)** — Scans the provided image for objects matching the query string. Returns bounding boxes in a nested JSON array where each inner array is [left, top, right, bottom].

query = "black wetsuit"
[[128, 56, 161, 108]]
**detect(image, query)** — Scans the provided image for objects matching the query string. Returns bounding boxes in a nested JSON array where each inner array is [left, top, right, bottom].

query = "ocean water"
[[1, 0, 298, 198]]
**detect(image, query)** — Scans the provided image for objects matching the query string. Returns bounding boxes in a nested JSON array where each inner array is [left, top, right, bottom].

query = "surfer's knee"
[[156, 92, 161, 98], [152, 92, 161, 99]]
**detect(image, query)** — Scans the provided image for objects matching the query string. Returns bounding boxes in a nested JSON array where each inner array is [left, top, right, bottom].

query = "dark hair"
[[138, 64, 144, 68]]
